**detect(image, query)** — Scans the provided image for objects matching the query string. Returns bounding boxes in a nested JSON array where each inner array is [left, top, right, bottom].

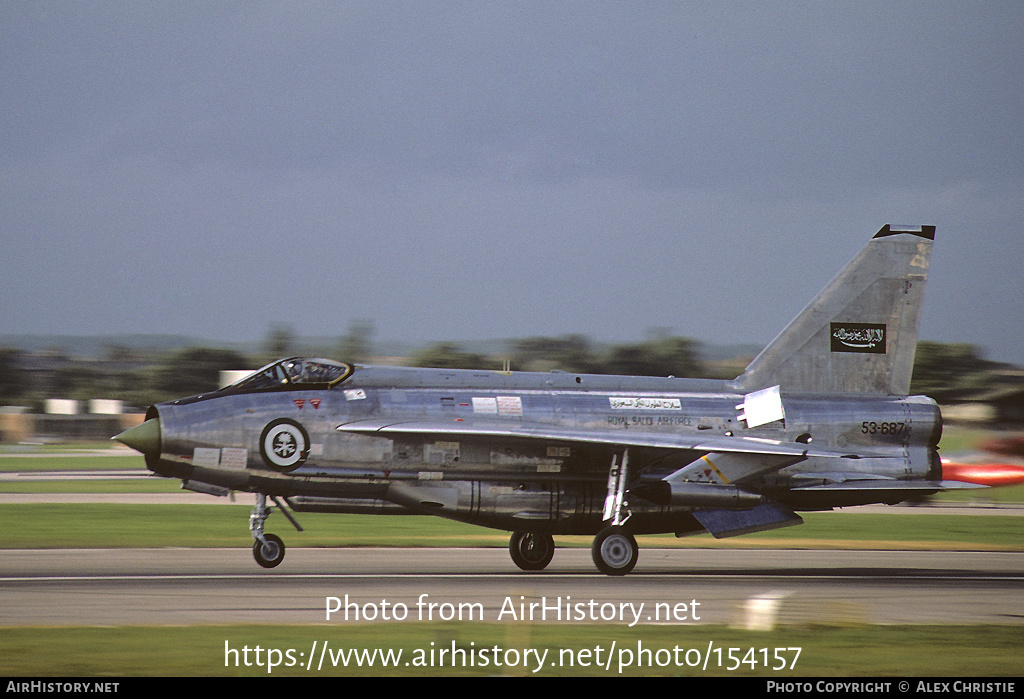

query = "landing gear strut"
[[509, 532, 555, 571], [593, 449, 638, 575]]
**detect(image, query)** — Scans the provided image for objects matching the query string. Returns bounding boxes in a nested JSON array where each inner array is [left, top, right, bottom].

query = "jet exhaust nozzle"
[[113, 418, 161, 457]]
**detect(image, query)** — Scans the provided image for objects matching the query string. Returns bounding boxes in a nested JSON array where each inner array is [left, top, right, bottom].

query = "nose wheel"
[[253, 533, 285, 568]]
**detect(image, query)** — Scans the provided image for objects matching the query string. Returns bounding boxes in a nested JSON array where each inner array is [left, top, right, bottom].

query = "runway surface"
[[2, 547, 1021, 627]]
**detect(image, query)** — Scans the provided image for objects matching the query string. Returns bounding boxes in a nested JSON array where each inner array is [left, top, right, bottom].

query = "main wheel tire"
[[253, 533, 286, 568], [591, 527, 638, 576], [509, 532, 555, 571]]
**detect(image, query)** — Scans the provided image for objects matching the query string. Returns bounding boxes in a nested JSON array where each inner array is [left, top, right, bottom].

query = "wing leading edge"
[[336, 417, 891, 461], [336, 418, 980, 503]]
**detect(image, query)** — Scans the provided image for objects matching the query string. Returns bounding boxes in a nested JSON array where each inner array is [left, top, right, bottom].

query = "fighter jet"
[[115, 224, 979, 575]]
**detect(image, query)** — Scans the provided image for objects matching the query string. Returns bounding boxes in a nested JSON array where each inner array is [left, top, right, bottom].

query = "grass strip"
[[0, 623, 1020, 677], [0, 479, 181, 494], [0, 454, 145, 472], [1, 504, 1022, 550]]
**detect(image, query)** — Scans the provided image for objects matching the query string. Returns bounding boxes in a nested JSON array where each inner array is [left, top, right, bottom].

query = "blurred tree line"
[[411, 333, 709, 380], [0, 320, 382, 410], [908, 341, 1012, 403], [0, 331, 1019, 413]]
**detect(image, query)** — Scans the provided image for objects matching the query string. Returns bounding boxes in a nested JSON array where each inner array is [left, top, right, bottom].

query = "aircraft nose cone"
[[113, 418, 161, 457]]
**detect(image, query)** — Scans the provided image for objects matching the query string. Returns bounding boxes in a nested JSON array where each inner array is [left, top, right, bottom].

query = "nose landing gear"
[[249, 493, 303, 568]]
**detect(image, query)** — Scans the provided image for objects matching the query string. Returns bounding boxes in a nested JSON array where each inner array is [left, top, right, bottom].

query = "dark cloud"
[[1, 1, 1022, 363]]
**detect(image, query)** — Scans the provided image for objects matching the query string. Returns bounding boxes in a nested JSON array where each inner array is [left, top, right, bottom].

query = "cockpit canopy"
[[228, 357, 352, 392]]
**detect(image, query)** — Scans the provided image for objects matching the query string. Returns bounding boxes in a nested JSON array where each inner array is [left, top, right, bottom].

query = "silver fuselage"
[[144, 364, 941, 536]]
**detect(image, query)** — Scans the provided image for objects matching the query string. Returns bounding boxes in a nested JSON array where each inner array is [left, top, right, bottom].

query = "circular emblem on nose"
[[259, 418, 310, 472]]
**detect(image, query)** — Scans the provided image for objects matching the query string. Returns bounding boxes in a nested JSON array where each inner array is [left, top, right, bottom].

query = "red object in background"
[[978, 436, 1024, 458], [941, 460, 1024, 487]]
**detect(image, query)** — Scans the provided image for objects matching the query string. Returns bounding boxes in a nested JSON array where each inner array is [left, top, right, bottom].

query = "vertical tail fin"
[[733, 225, 935, 395]]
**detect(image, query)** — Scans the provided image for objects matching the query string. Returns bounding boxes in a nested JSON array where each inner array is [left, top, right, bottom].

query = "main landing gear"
[[591, 526, 639, 576], [506, 450, 640, 576], [593, 449, 638, 576], [249, 493, 304, 568], [507, 528, 638, 575], [509, 532, 555, 571]]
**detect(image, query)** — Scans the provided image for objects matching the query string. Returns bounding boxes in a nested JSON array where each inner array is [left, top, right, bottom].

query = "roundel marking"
[[259, 418, 310, 472]]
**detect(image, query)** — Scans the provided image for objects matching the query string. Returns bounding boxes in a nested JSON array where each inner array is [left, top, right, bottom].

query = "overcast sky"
[[2, 1, 1022, 364]]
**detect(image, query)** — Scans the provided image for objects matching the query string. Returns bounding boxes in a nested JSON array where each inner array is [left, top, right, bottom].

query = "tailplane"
[[733, 225, 935, 395]]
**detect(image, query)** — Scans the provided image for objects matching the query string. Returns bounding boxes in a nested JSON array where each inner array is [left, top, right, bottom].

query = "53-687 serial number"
[[861, 421, 907, 435]]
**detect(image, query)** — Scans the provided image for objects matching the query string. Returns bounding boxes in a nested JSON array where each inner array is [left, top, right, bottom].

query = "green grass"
[[933, 483, 1024, 504], [0, 623, 1020, 677], [0, 441, 128, 453], [937, 426, 1008, 455], [0, 504, 501, 549], [0, 478, 180, 494], [1, 504, 1022, 550], [0, 454, 144, 472]]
